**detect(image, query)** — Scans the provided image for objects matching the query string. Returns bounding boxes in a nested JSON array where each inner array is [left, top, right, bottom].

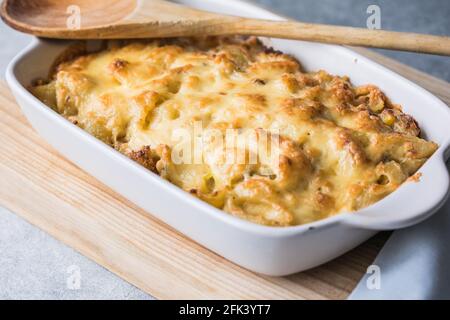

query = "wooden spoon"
[[2, 0, 450, 56]]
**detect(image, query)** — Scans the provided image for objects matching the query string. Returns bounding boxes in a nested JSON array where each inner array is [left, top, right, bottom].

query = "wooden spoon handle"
[[230, 19, 450, 56]]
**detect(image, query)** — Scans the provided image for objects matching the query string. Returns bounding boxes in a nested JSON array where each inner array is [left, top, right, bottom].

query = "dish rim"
[[5, 0, 450, 238]]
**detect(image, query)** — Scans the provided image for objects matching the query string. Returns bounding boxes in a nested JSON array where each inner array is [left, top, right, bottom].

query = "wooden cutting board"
[[0, 47, 448, 300]]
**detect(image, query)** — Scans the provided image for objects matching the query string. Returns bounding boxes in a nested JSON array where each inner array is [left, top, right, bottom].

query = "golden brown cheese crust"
[[31, 36, 438, 227]]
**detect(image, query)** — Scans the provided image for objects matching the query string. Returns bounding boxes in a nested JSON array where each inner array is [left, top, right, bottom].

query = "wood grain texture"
[[2, 0, 450, 55], [0, 48, 448, 299]]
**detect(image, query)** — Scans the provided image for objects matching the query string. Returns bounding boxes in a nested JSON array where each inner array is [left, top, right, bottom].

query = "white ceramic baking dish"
[[6, 0, 450, 276]]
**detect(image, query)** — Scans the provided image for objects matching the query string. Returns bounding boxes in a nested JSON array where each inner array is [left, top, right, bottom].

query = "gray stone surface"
[[0, 209, 151, 300], [253, 0, 450, 82], [0, 0, 449, 300]]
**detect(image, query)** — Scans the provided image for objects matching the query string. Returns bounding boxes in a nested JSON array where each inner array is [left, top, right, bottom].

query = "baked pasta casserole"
[[31, 36, 438, 227]]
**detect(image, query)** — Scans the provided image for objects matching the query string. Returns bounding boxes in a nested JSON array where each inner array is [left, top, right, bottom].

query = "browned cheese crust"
[[31, 36, 438, 226]]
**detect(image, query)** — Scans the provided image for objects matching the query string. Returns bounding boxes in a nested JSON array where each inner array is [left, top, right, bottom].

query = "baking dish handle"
[[341, 153, 450, 230]]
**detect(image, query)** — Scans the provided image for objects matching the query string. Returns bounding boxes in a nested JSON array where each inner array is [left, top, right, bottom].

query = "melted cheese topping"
[[31, 36, 438, 226]]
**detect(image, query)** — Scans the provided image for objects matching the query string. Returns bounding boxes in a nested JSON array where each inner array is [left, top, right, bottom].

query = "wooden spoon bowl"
[[2, 0, 450, 56], [3, 0, 136, 29]]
